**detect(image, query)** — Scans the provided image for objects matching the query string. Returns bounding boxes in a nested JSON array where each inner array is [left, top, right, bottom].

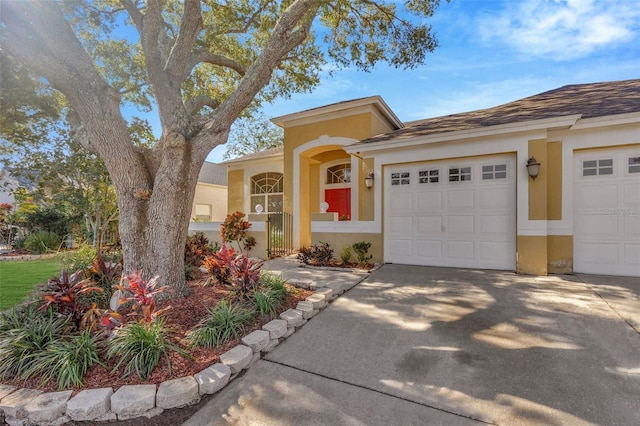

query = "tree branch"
[[119, 0, 144, 32], [185, 95, 220, 115], [165, 0, 202, 78], [185, 50, 246, 79]]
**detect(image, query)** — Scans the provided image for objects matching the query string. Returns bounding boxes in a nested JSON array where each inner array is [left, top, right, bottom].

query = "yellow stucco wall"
[[311, 232, 383, 264], [528, 139, 548, 220], [360, 158, 375, 221], [547, 142, 563, 220], [192, 183, 228, 221], [227, 169, 244, 213], [517, 235, 548, 275], [547, 235, 573, 274]]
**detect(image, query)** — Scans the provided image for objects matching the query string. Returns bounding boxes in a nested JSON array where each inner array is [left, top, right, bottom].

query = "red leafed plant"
[[202, 244, 236, 286], [220, 211, 255, 252], [229, 252, 264, 295], [114, 271, 172, 323], [39, 269, 104, 329]]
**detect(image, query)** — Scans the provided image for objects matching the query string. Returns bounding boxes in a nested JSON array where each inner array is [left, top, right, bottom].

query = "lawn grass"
[[0, 257, 62, 311]]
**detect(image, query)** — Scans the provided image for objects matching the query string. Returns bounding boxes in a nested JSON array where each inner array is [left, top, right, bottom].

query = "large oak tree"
[[1, 0, 443, 295]]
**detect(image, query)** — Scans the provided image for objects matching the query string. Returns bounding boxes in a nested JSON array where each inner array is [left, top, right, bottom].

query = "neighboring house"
[[0, 169, 19, 206], [226, 79, 640, 277], [189, 161, 228, 243]]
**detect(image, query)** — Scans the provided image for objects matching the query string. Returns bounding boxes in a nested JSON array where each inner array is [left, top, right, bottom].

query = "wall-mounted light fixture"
[[526, 157, 541, 180], [364, 172, 375, 189], [255, 204, 264, 214]]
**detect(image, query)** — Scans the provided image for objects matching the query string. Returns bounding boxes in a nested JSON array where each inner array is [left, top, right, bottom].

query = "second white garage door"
[[385, 154, 516, 270]]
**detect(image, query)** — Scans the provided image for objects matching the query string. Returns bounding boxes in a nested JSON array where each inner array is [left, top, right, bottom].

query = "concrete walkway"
[[184, 264, 640, 426]]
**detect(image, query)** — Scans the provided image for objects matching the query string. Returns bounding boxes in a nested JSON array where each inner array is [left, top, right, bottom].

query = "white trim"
[[347, 115, 581, 154], [311, 221, 380, 233], [570, 111, 640, 130], [293, 136, 359, 247]]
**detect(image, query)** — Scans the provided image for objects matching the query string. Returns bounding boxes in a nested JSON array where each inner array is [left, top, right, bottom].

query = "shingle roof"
[[360, 79, 640, 144], [198, 162, 227, 186], [220, 146, 284, 164]]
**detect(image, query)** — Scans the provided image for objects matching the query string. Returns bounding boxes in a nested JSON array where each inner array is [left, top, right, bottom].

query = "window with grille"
[[628, 157, 640, 174], [482, 164, 507, 180], [583, 159, 613, 176], [391, 172, 410, 185], [326, 164, 351, 184], [449, 167, 471, 182], [419, 169, 439, 184], [250, 172, 283, 213]]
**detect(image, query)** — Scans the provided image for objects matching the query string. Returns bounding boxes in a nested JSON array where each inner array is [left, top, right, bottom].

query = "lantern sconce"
[[526, 157, 541, 180], [364, 172, 375, 189]]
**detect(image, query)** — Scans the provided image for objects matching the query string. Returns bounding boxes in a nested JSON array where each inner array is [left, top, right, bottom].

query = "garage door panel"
[[388, 239, 412, 257], [575, 148, 640, 276], [447, 215, 474, 234], [416, 216, 442, 234], [416, 191, 443, 211], [447, 241, 474, 259], [624, 244, 640, 265], [576, 214, 617, 236], [447, 190, 475, 209], [416, 240, 442, 258], [623, 183, 640, 205], [385, 155, 515, 270], [389, 216, 413, 233], [389, 192, 413, 211], [577, 184, 618, 209], [479, 187, 511, 209], [479, 215, 512, 234]]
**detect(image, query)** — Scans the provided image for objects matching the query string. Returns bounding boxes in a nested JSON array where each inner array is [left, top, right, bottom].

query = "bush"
[[61, 244, 97, 274], [229, 253, 263, 295], [297, 241, 334, 266], [24, 231, 62, 254], [107, 318, 187, 379], [253, 289, 282, 317], [340, 245, 352, 264], [185, 232, 214, 267], [0, 305, 70, 381], [352, 241, 373, 267], [27, 330, 101, 390], [259, 273, 290, 300], [187, 300, 253, 348]]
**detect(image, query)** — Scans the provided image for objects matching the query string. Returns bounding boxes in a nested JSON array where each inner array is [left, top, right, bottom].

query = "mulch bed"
[[3, 275, 312, 395]]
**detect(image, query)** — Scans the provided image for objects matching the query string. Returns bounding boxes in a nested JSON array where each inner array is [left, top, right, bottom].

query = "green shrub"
[[26, 329, 101, 390], [0, 305, 70, 380], [252, 289, 286, 317], [60, 245, 97, 275], [187, 300, 253, 348], [352, 241, 373, 267], [24, 231, 62, 254], [107, 318, 187, 380], [340, 245, 352, 264], [259, 273, 290, 300]]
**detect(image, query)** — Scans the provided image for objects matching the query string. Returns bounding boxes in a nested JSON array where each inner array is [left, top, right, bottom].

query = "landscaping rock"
[[279, 308, 303, 327], [250, 351, 261, 366], [283, 326, 295, 338], [117, 406, 163, 421], [0, 385, 17, 401], [156, 376, 199, 409], [195, 363, 231, 395], [296, 301, 316, 319], [110, 384, 156, 418], [306, 292, 327, 309], [262, 319, 287, 339], [262, 338, 280, 353], [326, 281, 347, 295], [220, 345, 252, 374], [66, 388, 113, 421], [241, 330, 270, 352], [23, 390, 72, 424], [0, 388, 42, 419], [314, 288, 334, 301]]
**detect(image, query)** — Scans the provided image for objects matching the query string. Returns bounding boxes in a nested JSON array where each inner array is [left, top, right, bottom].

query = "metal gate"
[[267, 212, 293, 259]]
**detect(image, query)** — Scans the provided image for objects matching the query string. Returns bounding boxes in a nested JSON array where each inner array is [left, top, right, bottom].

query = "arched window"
[[326, 163, 351, 184], [250, 172, 283, 213]]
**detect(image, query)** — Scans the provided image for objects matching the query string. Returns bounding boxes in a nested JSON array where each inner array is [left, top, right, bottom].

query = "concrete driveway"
[[184, 265, 640, 425]]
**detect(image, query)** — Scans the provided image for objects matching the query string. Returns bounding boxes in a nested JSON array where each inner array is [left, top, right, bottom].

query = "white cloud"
[[478, 0, 639, 60]]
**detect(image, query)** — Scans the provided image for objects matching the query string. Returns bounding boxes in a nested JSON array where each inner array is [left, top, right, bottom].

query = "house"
[[225, 79, 640, 277], [188, 161, 228, 242]]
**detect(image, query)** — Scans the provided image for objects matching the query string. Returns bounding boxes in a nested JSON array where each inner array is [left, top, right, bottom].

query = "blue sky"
[[207, 0, 640, 162]]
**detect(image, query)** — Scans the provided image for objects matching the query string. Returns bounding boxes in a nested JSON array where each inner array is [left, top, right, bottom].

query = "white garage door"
[[385, 155, 516, 270], [574, 148, 640, 276]]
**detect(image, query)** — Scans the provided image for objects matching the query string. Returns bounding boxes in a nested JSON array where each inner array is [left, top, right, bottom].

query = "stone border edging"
[[0, 277, 360, 425]]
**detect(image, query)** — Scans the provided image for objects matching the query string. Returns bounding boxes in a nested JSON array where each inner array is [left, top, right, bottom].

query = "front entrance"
[[325, 188, 351, 220]]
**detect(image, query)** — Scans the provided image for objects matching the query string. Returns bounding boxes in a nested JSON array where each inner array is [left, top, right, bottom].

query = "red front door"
[[324, 188, 351, 220]]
